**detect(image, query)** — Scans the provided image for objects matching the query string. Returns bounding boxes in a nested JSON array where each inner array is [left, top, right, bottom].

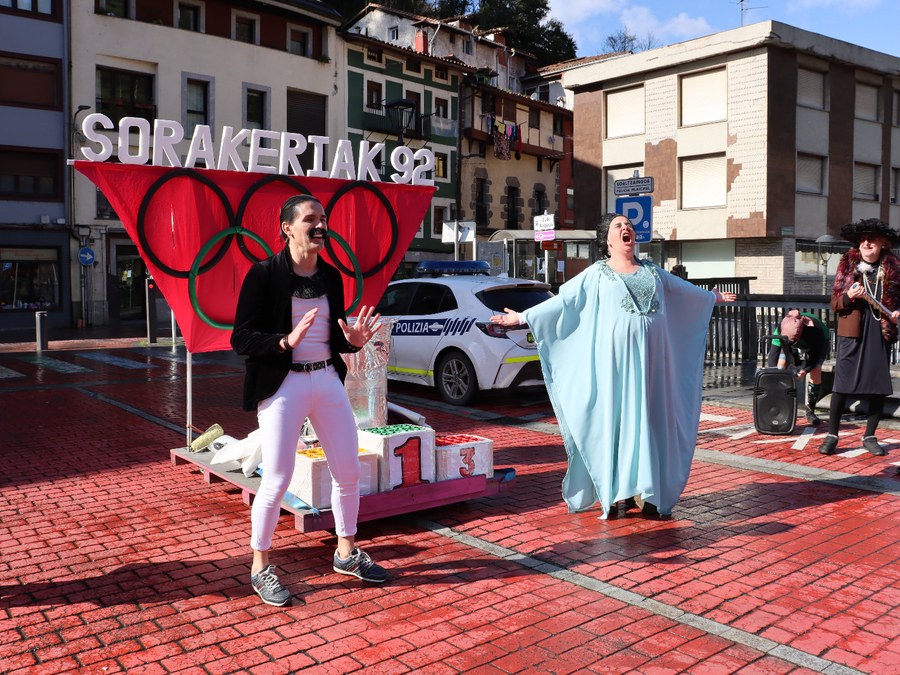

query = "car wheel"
[[436, 351, 478, 405]]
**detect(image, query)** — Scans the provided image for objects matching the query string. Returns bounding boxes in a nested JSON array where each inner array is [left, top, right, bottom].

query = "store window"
[[0, 247, 60, 311]]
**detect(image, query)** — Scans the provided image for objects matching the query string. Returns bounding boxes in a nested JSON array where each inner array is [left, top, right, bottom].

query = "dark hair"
[[595, 213, 630, 259], [279, 194, 322, 242]]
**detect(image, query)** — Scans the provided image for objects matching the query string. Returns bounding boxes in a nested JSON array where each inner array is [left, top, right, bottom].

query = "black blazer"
[[231, 247, 359, 411]]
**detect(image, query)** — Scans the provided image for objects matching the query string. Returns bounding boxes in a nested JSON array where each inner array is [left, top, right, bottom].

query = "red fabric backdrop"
[[75, 162, 434, 353]]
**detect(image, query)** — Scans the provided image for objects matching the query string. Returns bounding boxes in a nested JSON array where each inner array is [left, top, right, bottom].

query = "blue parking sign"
[[614, 195, 653, 243]]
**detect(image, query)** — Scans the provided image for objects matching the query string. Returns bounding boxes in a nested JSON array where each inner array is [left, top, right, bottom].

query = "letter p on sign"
[[614, 195, 652, 243]]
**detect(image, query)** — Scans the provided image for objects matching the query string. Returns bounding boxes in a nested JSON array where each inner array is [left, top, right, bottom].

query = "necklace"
[[862, 264, 884, 321]]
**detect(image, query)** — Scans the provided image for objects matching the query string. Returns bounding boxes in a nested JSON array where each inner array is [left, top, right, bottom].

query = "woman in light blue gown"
[[492, 214, 735, 519]]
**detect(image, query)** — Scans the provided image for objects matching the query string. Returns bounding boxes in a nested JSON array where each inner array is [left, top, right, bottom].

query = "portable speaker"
[[753, 368, 798, 435]]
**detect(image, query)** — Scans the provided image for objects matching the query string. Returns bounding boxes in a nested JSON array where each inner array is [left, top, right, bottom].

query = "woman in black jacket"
[[232, 194, 386, 606]]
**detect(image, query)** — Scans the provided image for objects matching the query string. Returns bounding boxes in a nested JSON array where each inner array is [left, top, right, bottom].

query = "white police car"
[[375, 261, 553, 405]]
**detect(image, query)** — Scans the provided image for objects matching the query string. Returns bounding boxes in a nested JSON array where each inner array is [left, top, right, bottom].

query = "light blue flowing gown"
[[522, 260, 716, 518]]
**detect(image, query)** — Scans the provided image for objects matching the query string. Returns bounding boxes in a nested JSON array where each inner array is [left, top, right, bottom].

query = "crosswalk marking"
[[74, 352, 157, 370], [0, 365, 24, 379], [18, 355, 92, 373]]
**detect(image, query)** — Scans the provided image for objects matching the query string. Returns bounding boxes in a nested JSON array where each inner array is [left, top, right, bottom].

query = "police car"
[[375, 261, 553, 405]]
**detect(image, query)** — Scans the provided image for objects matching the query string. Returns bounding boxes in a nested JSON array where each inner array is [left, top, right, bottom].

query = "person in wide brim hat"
[[840, 218, 900, 246], [818, 218, 900, 458]]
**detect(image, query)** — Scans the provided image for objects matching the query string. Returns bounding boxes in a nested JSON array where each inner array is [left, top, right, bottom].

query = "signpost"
[[442, 220, 476, 261], [613, 173, 654, 245], [533, 213, 555, 284]]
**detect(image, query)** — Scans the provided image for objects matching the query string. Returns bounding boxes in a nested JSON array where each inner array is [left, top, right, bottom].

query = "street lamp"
[[815, 234, 839, 295], [70, 105, 92, 327], [384, 98, 416, 145]]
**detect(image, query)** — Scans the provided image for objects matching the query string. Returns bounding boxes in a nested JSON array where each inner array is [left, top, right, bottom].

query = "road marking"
[[17, 355, 92, 373], [699, 412, 734, 422], [0, 365, 24, 379], [74, 352, 158, 370], [406, 515, 866, 675]]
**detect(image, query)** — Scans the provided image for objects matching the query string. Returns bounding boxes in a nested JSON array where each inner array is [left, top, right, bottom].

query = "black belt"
[[290, 359, 333, 373]]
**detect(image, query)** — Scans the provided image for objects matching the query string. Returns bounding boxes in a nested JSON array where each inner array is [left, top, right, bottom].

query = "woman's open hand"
[[712, 288, 737, 304], [339, 305, 383, 348], [490, 308, 522, 327]]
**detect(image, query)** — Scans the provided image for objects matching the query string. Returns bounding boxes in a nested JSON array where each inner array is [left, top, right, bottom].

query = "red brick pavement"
[[1, 344, 898, 673]]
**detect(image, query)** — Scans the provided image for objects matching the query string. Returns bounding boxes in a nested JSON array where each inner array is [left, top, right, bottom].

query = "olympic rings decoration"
[[135, 169, 403, 329]]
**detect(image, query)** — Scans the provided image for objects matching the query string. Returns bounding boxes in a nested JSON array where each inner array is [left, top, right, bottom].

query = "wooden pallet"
[[171, 446, 516, 533]]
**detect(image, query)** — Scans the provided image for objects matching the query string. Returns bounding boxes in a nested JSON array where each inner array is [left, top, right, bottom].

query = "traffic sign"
[[534, 229, 556, 242], [78, 247, 95, 266], [614, 196, 652, 244], [533, 213, 555, 231], [614, 176, 654, 196]]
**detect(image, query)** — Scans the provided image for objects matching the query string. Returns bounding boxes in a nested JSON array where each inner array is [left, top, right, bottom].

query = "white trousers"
[[251, 366, 360, 549]]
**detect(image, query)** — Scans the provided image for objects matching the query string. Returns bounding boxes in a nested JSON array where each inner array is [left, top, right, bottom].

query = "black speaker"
[[753, 369, 797, 434]]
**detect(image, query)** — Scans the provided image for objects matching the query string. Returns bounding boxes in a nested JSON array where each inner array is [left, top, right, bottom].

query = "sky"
[[548, 0, 898, 59]]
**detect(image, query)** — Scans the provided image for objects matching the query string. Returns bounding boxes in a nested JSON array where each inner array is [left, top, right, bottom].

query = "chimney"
[[415, 28, 428, 54]]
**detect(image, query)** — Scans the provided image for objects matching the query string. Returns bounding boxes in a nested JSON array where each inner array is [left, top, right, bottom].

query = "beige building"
[[565, 21, 900, 294], [69, 0, 344, 325]]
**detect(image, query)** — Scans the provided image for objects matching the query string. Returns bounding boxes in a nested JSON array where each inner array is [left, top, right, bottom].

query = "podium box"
[[435, 433, 494, 481], [357, 424, 435, 490], [287, 447, 379, 509]]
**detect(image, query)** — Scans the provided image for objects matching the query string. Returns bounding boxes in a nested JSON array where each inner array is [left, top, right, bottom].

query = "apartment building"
[[0, 0, 71, 332], [565, 21, 900, 294]]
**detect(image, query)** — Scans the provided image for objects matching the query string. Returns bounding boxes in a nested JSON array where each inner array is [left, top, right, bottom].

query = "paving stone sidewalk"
[[0, 344, 898, 674]]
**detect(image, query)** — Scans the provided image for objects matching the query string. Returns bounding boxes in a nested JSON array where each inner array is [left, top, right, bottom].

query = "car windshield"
[[475, 286, 554, 312]]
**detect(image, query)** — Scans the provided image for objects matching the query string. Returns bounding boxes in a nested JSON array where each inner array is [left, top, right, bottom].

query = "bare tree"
[[604, 27, 659, 54]]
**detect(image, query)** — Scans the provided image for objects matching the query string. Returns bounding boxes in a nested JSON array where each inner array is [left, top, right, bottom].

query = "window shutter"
[[681, 155, 726, 208], [855, 83, 878, 121], [853, 163, 877, 199], [796, 154, 824, 194], [681, 69, 726, 126], [606, 86, 644, 138], [797, 69, 825, 109]]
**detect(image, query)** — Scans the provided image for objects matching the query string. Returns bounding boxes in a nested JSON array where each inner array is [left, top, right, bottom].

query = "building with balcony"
[[565, 21, 900, 294], [68, 0, 344, 326], [0, 0, 71, 333]]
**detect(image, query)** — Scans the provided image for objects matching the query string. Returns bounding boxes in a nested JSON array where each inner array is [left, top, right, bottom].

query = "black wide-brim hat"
[[841, 218, 900, 246]]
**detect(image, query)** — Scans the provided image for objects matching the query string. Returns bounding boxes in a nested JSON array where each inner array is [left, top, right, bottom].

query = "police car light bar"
[[415, 260, 490, 276]]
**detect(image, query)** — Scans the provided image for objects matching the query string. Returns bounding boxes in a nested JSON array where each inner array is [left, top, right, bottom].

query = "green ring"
[[327, 230, 365, 314], [189, 227, 274, 329]]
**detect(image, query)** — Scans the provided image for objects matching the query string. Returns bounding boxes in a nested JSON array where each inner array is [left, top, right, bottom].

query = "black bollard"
[[35, 311, 48, 353]]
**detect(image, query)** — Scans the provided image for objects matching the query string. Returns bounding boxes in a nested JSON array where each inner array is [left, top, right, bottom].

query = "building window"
[[97, 186, 118, 219], [432, 204, 446, 238], [286, 89, 326, 174], [506, 186, 519, 229], [185, 78, 208, 136], [435, 67, 448, 81], [388, 25, 399, 41], [245, 87, 266, 130], [537, 157, 542, 172], [0, 53, 61, 109], [481, 90, 494, 114], [528, 107, 539, 129], [177, 2, 201, 31], [462, 39, 473, 55], [406, 58, 421, 73], [606, 86, 644, 138], [798, 68, 826, 110], [366, 47, 383, 63], [0, 247, 60, 311], [797, 154, 826, 195], [855, 82, 879, 121], [233, 12, 257, 44], [98, 0, 130, 18], [680, 155, 726, 209], [680, 68, 726, 126], [853, 163, 879, 200], [2, 0, 55, 15], [566, 187, 574, 211], [553, 113, 564, 135], [891, 167, 900, 204], [894, 90, 900, 126], [434, 97, 448, 119], [0, 147, 62, 201], [366, 81, 382, 110], [96, 66, 154, 124], [434, 153, 447, 180], [475, 177, 488, 225], [533, 188, 547, 216], [288, 27, 310, 56]]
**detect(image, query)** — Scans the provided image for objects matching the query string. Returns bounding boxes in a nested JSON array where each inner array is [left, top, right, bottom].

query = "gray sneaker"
[[333, 547, 388, 583], [250, 565, 292, 606]]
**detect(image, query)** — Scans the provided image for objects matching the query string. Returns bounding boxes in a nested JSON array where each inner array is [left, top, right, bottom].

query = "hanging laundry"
[[493, 127, 510, 160]]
